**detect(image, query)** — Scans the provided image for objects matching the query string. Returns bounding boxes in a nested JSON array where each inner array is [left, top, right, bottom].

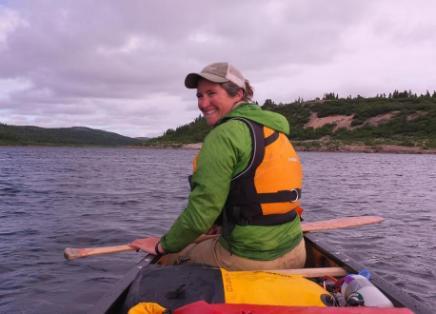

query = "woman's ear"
[[236, 88, 244, 101]]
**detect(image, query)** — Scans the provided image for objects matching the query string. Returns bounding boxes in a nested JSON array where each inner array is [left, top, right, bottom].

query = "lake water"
[[0, 147, 435, 313]]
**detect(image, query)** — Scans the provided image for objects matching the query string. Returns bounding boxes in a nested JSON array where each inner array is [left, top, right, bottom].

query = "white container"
[[341, 274, 394, 307]]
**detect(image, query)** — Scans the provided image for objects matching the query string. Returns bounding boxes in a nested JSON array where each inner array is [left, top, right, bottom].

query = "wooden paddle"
[[64, 215, 383, 260]]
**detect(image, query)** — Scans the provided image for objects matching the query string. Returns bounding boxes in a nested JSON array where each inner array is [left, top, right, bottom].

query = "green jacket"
[[160, 103, 303, 260]]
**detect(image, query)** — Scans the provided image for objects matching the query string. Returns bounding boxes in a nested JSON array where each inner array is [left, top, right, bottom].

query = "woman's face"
[[196, 79, 243, 126]]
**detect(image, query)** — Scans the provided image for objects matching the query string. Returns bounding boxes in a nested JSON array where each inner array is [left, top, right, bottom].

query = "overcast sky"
[[1, 0, 435, 137]]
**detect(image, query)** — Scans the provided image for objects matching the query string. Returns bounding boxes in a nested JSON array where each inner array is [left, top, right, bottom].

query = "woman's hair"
[[221, 80, 254, 102]]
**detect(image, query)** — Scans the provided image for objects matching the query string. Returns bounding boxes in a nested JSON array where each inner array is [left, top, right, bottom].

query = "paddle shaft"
[[64, 215, 383, 260], [64, 245, 133, 260]]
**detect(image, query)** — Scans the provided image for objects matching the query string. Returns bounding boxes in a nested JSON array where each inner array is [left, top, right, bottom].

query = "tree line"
[[0, 124, 141, 146]]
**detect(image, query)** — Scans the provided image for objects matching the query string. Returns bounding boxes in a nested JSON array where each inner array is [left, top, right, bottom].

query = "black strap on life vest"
[[222, 117, 300, 233], [257, 189, 301, 204]]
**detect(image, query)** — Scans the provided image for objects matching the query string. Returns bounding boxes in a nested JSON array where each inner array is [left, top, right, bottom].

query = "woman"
[[130, 62, 305, 270]]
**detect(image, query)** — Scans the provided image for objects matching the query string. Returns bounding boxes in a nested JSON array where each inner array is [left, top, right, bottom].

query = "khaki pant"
[[159, 237, 306, 271]]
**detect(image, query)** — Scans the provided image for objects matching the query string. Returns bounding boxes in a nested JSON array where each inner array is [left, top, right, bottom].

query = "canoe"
[[91, 234, 431, 314]]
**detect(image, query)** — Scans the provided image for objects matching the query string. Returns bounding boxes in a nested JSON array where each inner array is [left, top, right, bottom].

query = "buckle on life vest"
[[288, 188, 301, 201]]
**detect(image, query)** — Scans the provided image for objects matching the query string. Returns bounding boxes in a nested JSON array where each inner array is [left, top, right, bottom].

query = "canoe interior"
[[91, 234, 431, 314]]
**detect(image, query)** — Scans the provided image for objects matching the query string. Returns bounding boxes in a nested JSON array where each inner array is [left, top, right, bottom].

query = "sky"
[[0, 0, 435, 138]]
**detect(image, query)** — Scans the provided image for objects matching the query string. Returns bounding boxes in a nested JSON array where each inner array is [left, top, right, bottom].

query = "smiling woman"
[[186, 63, 254, 126], [130, 62, 305, 271], [195, 80, 242, 126]]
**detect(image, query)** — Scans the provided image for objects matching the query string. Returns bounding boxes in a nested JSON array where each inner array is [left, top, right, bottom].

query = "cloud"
[[1, 0, 435, 137]]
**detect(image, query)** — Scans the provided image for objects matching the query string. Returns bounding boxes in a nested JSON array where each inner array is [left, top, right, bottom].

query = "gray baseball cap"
[[185, 62, 246, 90]]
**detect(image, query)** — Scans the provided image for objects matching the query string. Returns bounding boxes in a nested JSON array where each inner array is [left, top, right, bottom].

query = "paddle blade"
[[64, 248, 83, 260], [302, 215, 384, 233]]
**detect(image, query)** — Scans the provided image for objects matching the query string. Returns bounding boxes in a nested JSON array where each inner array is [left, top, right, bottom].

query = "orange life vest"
[[190, 117, 303, 233], [221, 118, 303, 230]]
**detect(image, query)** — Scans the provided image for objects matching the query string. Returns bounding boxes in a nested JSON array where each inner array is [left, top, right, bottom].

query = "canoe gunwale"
[[91, 254, 158, 314], [304, 234, 432, 314]]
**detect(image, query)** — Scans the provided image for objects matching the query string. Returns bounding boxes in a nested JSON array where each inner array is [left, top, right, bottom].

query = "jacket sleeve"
[[160, 120, 251, 253]]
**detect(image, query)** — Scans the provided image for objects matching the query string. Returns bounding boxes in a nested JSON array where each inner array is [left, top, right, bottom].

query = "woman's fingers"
[[129, 237, 160, 254]]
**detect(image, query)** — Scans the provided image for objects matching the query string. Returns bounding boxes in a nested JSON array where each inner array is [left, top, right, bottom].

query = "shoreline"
[[2, 143, 435, 154], [294, 144, 436, 154], [179, 142, 436, 154]]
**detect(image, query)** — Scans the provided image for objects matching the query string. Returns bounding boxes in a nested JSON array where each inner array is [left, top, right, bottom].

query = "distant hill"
[[148, 90, 436, 152], [0, 124, 142, 146]]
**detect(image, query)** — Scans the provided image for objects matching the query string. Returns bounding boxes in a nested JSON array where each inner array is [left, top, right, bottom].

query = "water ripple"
[[1, 148, 435, 313]]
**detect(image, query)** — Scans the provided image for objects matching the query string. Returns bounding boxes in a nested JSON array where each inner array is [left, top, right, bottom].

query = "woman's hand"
[[129, 236, 161, 254]]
